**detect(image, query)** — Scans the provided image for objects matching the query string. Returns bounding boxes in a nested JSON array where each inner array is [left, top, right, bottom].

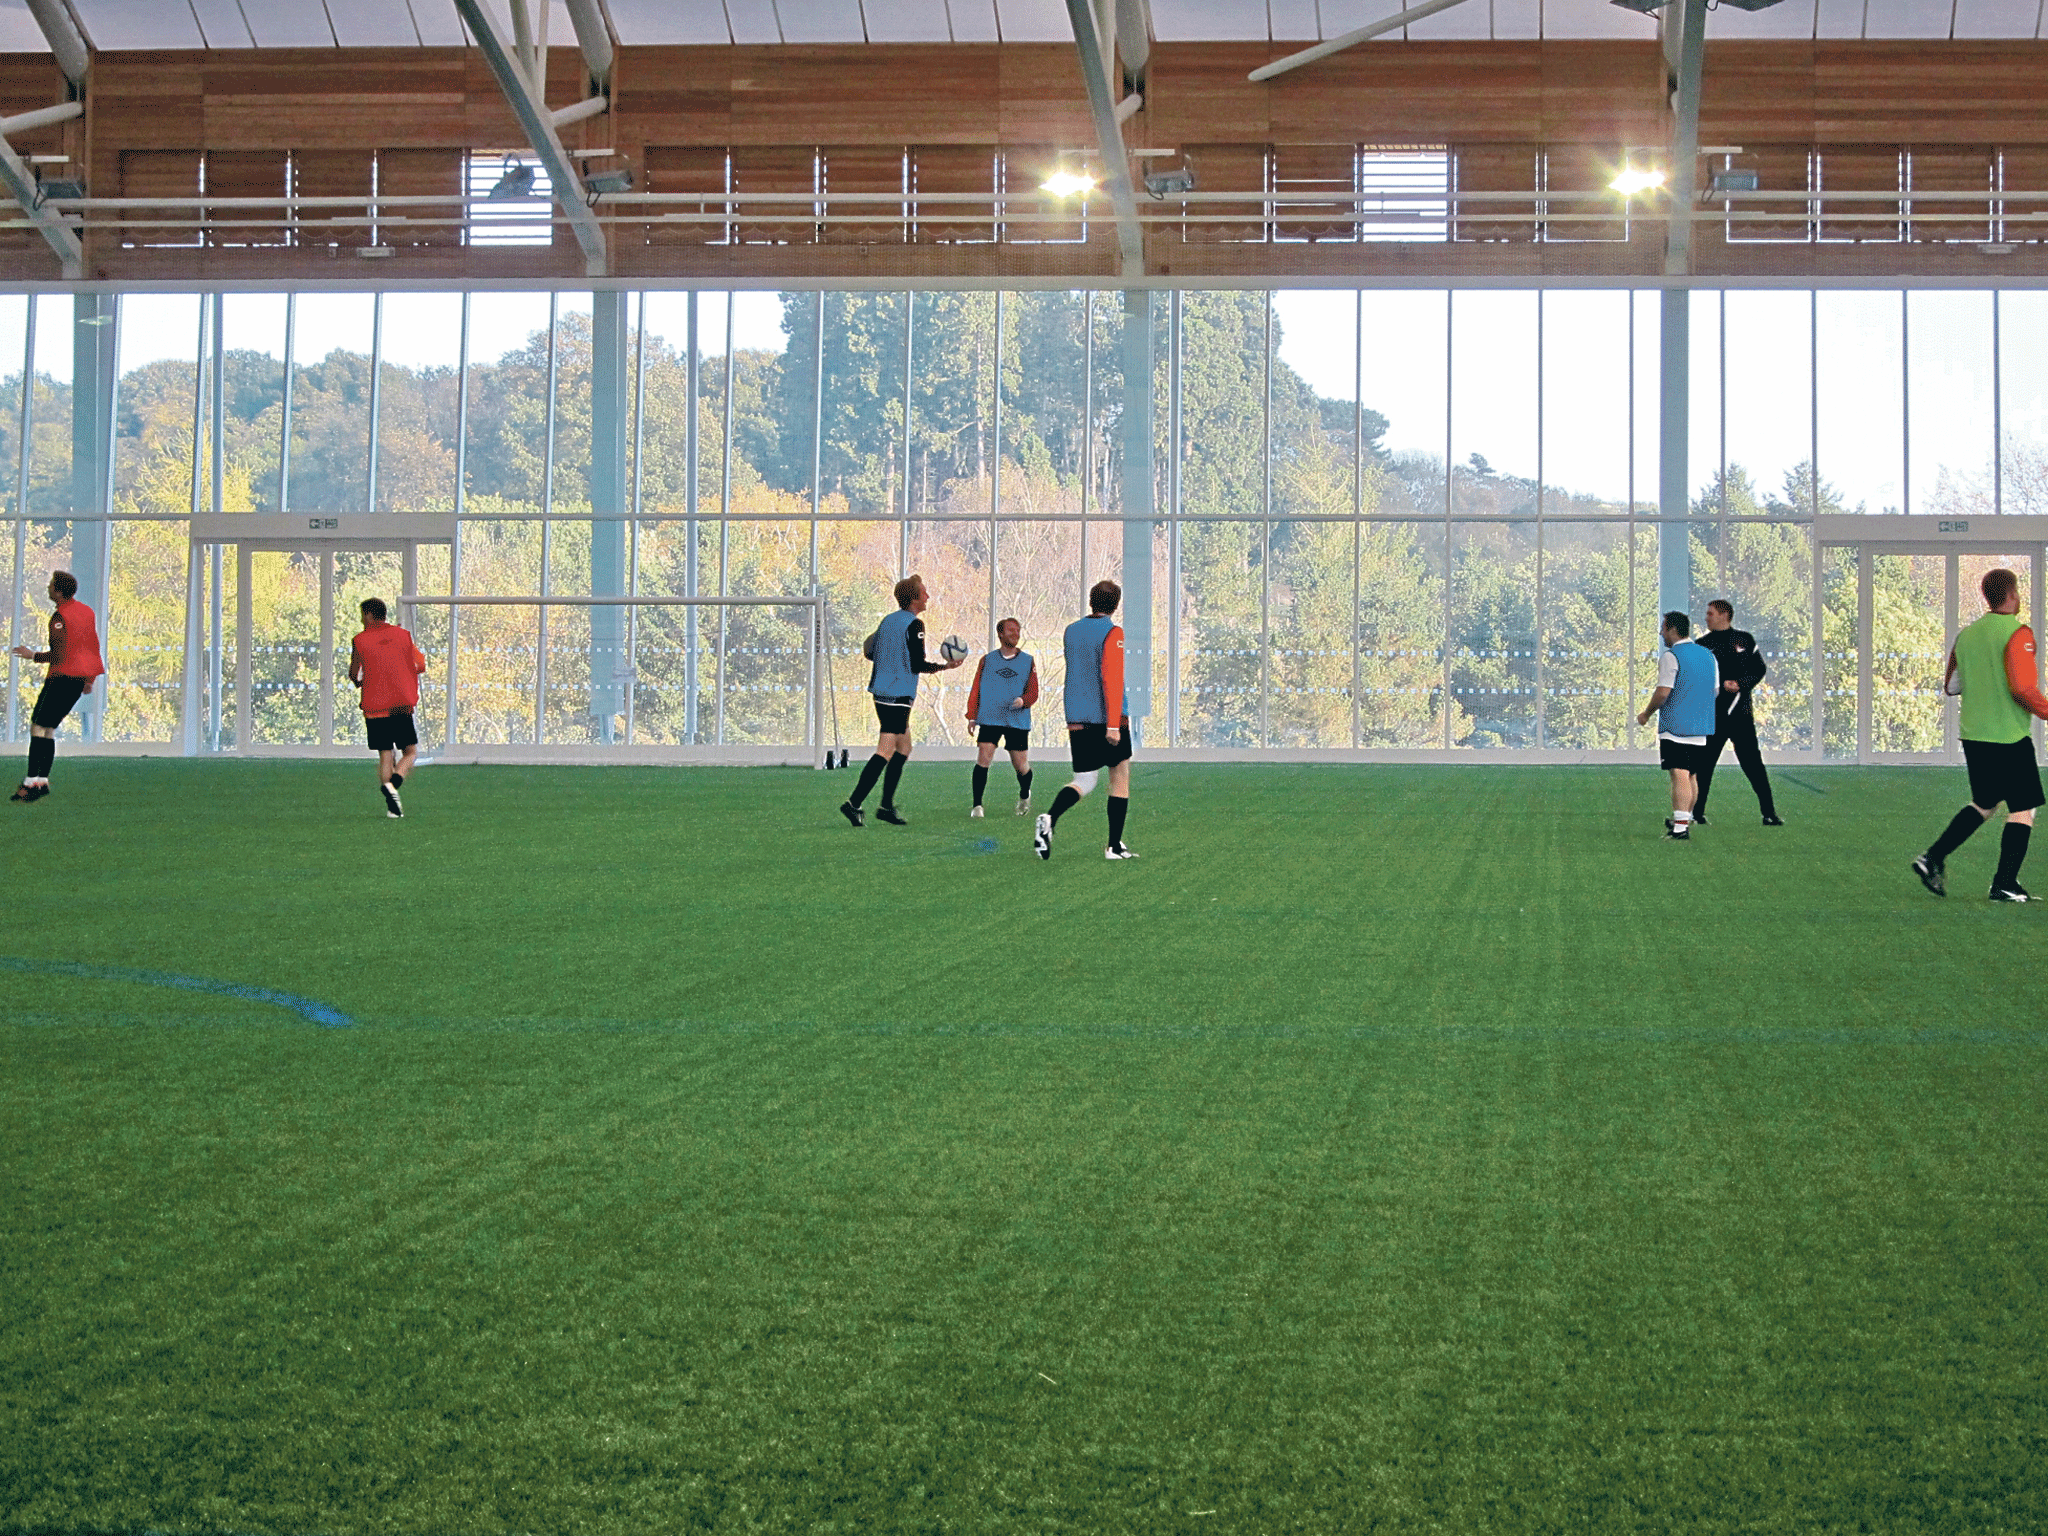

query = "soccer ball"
[[939, 633, 970, 664]]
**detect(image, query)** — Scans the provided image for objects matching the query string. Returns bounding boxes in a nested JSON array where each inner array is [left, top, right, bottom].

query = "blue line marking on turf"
[[0, 957, 354, 1027], [973, 837, 999, 853]]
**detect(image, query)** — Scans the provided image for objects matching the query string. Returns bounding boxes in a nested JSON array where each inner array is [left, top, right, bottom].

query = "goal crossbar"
[[396, 593, 835, 763]]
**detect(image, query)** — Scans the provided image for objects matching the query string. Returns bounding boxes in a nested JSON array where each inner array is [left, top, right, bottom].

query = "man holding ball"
[[964, 617, 1039, 819], [839, 573, 964, 828]]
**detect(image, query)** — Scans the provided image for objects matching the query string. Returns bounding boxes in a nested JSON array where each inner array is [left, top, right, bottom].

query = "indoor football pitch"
[[2, 760, 2042, 1534]]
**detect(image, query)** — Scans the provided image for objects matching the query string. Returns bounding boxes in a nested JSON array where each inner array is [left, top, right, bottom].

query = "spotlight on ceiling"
[[487, 161, 537, 201], [1715, 0, 1790, 9], [1142, 162, 1197, 200], [583, 166, 633, 195], [1608, 0, 1668, 12], [1040, 168, 1098, 198], [1610, 166, 1668, 196]]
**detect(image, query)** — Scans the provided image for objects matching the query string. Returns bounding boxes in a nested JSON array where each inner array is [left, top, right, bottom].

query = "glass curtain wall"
[[17, 285, 2048, 755]]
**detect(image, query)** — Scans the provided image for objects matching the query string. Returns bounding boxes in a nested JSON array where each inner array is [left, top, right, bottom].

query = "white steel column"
[[1943, 552, 1960, 757], [1120, 289, 1155, 739], [537, 292, 558, 745], [718, 293, 734, 747], [235, 542, 252, 750], [7, 298, 34, 743], [1259, 290, 1272, 747], [684, 290, 698, 741], [1351, 290, 1363, 751], [319, 551, 334, 746], [1166, 288, 1182, 747], [449, 293, 470, 750], [279, 294, 295, 513], [367, 292, 383, 514], [629, 291, 648, 745], [900, 291, 913, 574], [210, 297, 225, 751], [990, 290, 1003, 648], [810, 290, 824, 587], [1855, 544, 1873, 762]]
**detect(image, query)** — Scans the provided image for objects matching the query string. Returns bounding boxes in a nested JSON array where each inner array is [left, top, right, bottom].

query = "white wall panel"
[[948, 0, 1002, 41], [332, 0, 425, 46], [71, 0, 209, 48], [1151, 0, 1270, 40], [864, 0, 953, 40], [995, 0, 1076, 41], [724, 0, 784, 43], [606, 0, 734, 42], [776, 0, 867, 42], [1950, 0, 2037, 35], [1864, 0, 1956, 36], [1706, 0, 1817, 39]]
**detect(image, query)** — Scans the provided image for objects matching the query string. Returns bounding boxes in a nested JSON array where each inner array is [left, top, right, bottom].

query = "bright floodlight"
[[1610, 167, 1667, 196], [1040, 169, 1097, 198]]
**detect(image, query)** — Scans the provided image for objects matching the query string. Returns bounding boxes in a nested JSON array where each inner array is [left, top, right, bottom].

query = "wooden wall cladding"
[[26, 38, 2048, 282]]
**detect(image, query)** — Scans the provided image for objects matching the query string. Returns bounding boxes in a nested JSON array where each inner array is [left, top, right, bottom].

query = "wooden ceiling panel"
[[1540, 42, 1663, 145], [1268, 44, 1545, 143], [730, 45, 1006, 143]]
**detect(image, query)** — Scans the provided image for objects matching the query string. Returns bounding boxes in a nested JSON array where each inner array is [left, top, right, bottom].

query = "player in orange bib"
[[9, 570, 105, 803], [347, 597, 427, 819]]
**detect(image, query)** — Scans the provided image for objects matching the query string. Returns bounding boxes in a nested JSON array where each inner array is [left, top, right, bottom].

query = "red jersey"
[[37, 598, 105, 681], [351, 622, 425, 717]]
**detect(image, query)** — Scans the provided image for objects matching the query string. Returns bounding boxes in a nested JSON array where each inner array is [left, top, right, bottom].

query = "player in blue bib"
[[1636, 610, 1720, 841], [838, 574, 964, 828], [964, 617, 1040, 818]]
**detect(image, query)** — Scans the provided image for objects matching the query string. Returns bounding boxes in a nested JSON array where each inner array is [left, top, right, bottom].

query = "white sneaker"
[[969, 804, 985, 819], [1104, 844, 1139, 860], [1034, 813, 1053, 860], [381, 783, 404, 819], [1015, 797, 1031, 815]]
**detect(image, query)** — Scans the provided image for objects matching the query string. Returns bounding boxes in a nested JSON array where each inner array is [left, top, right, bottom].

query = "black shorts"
[[29, 675, 87, 730], [1963, 736, 2045, 814], [366, 711, 419, 752], [1069, 719, 1134, 773], [873, 696, 913, 735], [976, 724, 1030, 752], [1659, 738, 1713, 775]]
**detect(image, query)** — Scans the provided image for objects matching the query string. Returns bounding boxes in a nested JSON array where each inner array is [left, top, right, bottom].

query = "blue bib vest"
[[1663, 639, 1718, 737], [975, 649, 1034, 730], [1063, 614, 1126, 726], [869, 608, 919, 698]]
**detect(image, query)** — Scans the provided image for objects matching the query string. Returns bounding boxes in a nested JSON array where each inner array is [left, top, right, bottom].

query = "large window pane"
[[2000, 291, 2048, 514], [1908, 290, 1994, 517], [1817, 292, 1903, 516], [287, 293, 376, 514]]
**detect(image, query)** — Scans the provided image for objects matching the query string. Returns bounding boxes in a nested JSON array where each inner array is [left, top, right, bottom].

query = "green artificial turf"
[[2, 759, 2042, 1534]]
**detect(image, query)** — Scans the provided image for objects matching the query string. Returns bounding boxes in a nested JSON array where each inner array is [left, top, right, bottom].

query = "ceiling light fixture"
[[1040, 169, 1097, 198], [1610, 166, 1667, 196], [487, 161, 537, 201]]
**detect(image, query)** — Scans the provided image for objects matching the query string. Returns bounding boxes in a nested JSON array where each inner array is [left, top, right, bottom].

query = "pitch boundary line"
[[0, 957, 354, 1027]]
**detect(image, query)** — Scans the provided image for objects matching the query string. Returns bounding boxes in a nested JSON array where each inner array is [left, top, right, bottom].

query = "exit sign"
[[1938, 519, 1970, 533]]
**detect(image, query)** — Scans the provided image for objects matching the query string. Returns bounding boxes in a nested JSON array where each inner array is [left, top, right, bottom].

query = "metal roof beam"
[[24, 0, 88, 88], [1065, 0, 1145, 280], [563, 0, 616, 90], [453, 0, 609, 276], [1663, 0, 1707, 276], [1249, 0, 1478, 81]]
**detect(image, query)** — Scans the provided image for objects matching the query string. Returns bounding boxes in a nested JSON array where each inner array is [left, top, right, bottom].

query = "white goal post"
[[398, 593, 840, 765]]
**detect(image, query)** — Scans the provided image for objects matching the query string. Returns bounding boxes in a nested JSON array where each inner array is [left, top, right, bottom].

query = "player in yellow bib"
[[1913, 567, 2048, 901]]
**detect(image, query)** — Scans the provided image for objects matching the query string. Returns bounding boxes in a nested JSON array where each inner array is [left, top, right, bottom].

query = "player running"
[[1035, 579, 1137, 861], [1913, 567, 2048, 902], [964, 617, 1039, 819], [8, 570, 105, 803], [347, 597, 426, 818], [839, 574, 963, 828]]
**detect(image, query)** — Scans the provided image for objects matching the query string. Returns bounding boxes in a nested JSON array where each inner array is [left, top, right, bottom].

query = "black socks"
[[848, 752, 888, 808], [1994, 821, 2032, 891], [1107, 795, 1128, 848], [1016, 768, 1033, 799], [25, 737, 53, 780], [1928, 805, 1987, 864], [1048, 785, 1082, 826], [880, 751, 908, 809], [971, 765, 988, 807], [391, 772, 404, 790]]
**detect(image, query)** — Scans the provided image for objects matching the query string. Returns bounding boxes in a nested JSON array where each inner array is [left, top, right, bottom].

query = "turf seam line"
[[0, 956, 354, 1028]]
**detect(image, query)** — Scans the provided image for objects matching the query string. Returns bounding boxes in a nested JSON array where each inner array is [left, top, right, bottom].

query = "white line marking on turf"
[[1036, 1372, 1058, 1384]]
